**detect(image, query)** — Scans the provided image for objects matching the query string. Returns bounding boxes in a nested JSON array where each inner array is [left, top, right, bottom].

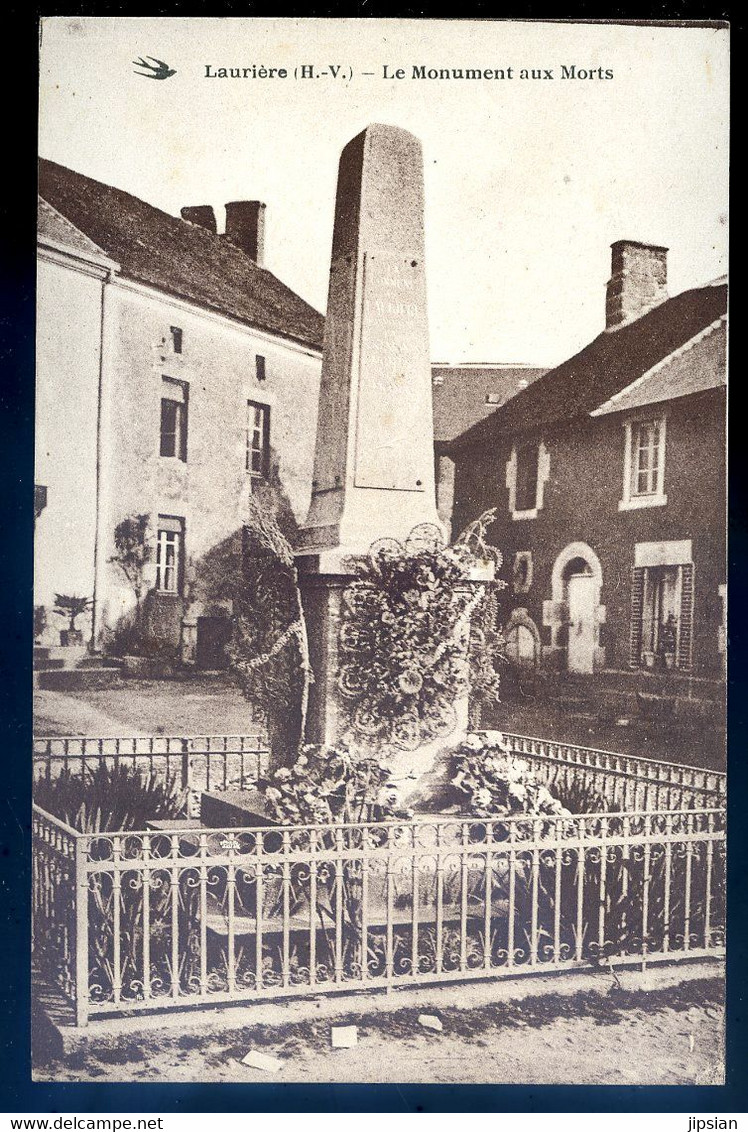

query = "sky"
[[38, 18, 729, 365]]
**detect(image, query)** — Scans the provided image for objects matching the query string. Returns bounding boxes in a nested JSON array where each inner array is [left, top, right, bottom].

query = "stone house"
[[431, 363, 547, 538], [36, 159, 324, 664], [449, 242, 727, 704]]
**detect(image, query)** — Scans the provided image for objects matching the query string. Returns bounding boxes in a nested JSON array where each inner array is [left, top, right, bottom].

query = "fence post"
[[181, 737, 191, 796], [74, 835, 89, 1027]]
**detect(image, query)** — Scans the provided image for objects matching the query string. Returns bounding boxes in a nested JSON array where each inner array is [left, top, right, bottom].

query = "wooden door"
[[567, 574, 596, 674]]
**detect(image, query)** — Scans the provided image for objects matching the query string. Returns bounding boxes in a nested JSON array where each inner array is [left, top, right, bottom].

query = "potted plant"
[[53, 593, 92, 646]]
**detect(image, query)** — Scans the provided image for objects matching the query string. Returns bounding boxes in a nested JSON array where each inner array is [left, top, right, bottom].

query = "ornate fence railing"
[[33, 805, 725, 1025], [33, 732, 725, 813], [501, 733, 725, 812], [32, 808, 82, 1020], [32, 733, 726, 1026], [32, 735, 270, 814]]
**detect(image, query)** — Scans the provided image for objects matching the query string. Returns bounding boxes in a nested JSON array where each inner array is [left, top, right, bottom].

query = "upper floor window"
[[246, 400, 270, 477], [515, 442, 540, 512], [170, 326, 183, 354], [155, 517, 184, 594], [255, 354, 267, 383], [506, 439, 550, 520], [632, 420, 663, 496], [619, 416, 667, 510], [160, 377, 188, 461]]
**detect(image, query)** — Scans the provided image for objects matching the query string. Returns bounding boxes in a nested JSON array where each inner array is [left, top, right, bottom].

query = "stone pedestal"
[[296, 557, 351, 750]]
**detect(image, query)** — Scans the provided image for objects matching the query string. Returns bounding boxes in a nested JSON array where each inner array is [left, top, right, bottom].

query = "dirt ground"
[[34, 681, 723, 769], [34, 978, 724, 1086], [33, 678, 260, 739]]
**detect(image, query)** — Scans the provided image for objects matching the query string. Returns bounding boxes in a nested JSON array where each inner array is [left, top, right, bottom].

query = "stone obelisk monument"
[[298, 124, 443, 559], [297, 125, 467, 767]]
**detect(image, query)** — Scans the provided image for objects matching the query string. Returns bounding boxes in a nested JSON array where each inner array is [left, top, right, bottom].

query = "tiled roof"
[[431, 365, 547, 444], [591, 317, 726, 416], [38, 197, 113, 262], [450, 280, 728, 452], [38, 158, 325, 351]]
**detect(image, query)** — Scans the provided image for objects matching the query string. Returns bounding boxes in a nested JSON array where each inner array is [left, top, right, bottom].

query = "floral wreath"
[[337, 522, 502, 752]]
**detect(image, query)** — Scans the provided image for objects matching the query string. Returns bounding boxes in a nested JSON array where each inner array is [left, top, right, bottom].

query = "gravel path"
[[35, 978, 724, 1086]]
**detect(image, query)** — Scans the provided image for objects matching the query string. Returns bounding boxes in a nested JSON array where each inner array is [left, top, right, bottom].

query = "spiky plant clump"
[[33, 763, 187, 832]]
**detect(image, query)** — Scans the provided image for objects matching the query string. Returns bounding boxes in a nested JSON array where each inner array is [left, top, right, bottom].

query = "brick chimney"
[[224, 201, 266, 265], [605, 240, 668, 329], [180, 205, 217, 233]]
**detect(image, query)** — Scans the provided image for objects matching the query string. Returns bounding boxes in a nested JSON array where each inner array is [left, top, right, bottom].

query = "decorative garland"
[[337, 522, 504, 752]]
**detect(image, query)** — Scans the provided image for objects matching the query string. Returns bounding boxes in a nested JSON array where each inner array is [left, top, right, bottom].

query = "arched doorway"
[[504, 608, 541, 670], [548, 542, 605, 674]]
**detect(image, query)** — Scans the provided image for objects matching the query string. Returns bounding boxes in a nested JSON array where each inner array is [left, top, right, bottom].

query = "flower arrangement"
[[257, 741, 413, 826], [337, 520, 504, 753], [445, 732, 572, 819]]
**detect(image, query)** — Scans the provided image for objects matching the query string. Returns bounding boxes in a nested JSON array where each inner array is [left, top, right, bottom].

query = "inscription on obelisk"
[[299, 123, 443, 554]]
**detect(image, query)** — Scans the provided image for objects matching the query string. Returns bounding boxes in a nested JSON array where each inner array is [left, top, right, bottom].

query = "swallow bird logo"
[[133, 56, 176, 80]]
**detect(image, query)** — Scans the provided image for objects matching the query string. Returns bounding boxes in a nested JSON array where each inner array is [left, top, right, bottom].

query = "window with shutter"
[[677, 564, 695, 671], [630, 567, 645, 667], [630, 561, 695, 671]]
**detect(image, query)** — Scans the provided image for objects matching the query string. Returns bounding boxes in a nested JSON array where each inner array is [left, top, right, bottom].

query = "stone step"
[[77, 655, 122, 670], [32, 657, 66, 672], [37, 667, 123, 692], [44, 645, 89, 667]]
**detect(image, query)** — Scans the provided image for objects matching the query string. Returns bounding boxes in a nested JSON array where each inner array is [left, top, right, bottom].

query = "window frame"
[[155, 517, 185, 596], [506, 438, 550, 521], [246, 399, 270, 478], [619, 414, 667, 511], [160, 376, 189, 462], [514, 440, 540, 513]]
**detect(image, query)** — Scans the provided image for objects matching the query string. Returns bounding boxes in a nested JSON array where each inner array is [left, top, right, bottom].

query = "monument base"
[[297, 552, 493, 806]]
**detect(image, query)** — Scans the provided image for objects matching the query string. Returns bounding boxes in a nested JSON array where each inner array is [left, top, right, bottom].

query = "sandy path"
[[36, 994, 724, 1086]]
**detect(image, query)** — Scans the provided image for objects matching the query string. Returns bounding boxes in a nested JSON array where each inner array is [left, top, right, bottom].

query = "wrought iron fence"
[[33, 732, 725, 813], [32, 808, 82, 1019], [32, 735, 270, 814], [33, 804, 725, 1025], [32, 733, 726, 1026], [502, 733, 725, 812]]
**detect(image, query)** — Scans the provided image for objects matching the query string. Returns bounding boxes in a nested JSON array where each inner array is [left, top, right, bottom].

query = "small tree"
[[33, 605, 47, 643], [223, 494, 312, 760], [110, 514, 153, 606]]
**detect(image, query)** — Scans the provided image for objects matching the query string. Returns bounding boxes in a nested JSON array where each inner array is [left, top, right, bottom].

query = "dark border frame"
[[3, 3, 742, 1113]]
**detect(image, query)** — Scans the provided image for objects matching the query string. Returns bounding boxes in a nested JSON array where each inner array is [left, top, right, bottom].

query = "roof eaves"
[[115, 269, 324, 353], [38, 233, 121, 275], [590, 315, 727, 416]]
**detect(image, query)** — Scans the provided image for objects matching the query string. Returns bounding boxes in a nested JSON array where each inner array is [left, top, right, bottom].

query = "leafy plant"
[[445, 732, 572, 819], [548, 773, 620, 816], [109, 515, 153, 605], [33, 763, 187, 832], [228, 494, 312, 750], [52, 593, 92, 632]]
